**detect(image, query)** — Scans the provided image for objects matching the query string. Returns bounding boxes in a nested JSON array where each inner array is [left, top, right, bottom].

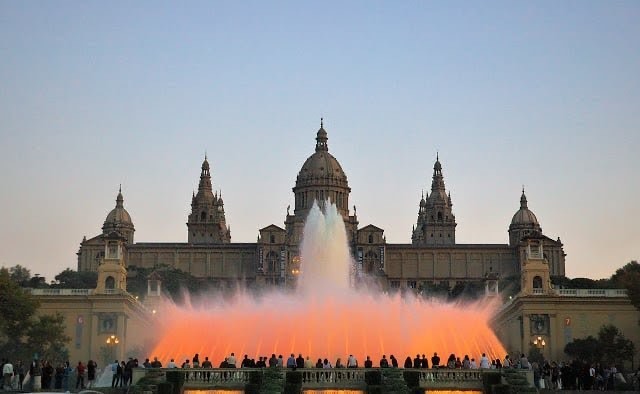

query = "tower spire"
[[116, 185, 124, 207], [315, 118, 328, 152], [520, 187, 528, 209]]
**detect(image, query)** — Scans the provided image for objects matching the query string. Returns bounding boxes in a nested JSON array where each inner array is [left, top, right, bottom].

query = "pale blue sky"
[[1, 1, 638, 281]]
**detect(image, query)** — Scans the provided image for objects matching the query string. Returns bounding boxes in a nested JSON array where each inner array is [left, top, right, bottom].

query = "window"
[[533, 276, 543, 289], [368, 234, 373, 244], [407, 280, 417, 289], [200, 212, 206, 221], [364, 251, 378, 274], [105, 276, 115, 289], [270, 234, 275, 244], [267, 251, 279, 273], [390, 281, 400, 289], [437, 212, 443, 221]]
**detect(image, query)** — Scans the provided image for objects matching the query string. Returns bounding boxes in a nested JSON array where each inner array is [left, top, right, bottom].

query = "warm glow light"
[[150, 202, 505, 366], [150, 294, 505, 366]]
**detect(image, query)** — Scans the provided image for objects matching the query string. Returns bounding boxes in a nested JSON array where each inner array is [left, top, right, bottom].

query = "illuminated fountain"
[[150, 201, 505, 365]]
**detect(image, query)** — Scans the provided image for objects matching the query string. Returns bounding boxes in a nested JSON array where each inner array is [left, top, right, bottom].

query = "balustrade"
[[139, 367, 499, 390]]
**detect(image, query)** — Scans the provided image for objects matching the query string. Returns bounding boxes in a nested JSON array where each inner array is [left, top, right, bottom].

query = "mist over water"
[[299, 201, 351, 294], [150, 201, 505, 365]]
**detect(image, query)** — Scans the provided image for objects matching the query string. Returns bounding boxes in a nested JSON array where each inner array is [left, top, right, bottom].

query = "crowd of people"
[[3, 352, 640, 391], [0, 358, 99, 391]]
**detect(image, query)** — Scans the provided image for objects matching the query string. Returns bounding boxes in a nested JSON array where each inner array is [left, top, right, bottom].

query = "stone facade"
[[491, 236, 639, 364], [77, 121, 566, 289]]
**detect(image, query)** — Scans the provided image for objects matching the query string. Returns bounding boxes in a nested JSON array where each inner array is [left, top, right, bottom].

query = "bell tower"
[[187, 156, 231, 244], [412, 154, 457, 245], [95, 232, 127, 294], [520, 235, 553, 296]]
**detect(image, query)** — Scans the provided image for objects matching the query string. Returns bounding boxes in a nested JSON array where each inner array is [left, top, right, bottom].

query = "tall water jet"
[[149, 200, 505, 365], [299, 200, 351, 294]]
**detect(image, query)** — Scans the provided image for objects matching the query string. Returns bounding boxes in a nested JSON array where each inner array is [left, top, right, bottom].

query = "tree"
[[0, 268, 70, 363], [611, 261, 640, 311], [597, 324, 635, 367], [564, 325, 635, 367], [54, 268, 98, 289], [564, 336, 602, 363], [8, 264, 31, 286]]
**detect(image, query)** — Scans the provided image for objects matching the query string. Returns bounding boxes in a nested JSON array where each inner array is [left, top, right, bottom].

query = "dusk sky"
[[1, 1, 638, 282]]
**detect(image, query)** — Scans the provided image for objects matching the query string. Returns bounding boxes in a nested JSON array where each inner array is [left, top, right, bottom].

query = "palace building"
[[77, 121, 566, 290]]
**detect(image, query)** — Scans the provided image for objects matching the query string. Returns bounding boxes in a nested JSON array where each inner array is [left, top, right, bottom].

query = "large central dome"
[[296, 122, 348, 187], [292, 120, 351, 218]]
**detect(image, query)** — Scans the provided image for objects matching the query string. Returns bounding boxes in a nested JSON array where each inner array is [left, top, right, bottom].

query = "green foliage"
[[499, 275, 521, 299], [611, 260, 640, 311], [564, 335, 601, 362], [381, 368, 410, 394], [598, 324, 636, 366], [365, 370, 382, 385], [53, 268, 98, 289], [165, 370, 185, 394], [24, 313, 70, 363], [8, 264, 32, 286], [126, 265, 209, 302], [157, 381, 173, 394], [260, 367, 284, 394], [502, 369, 536, 393], [0, 268, 69, 362], [483, 371, 502, 392], [285, 370, 302, 384], [419, 281, 450, 298], [448, 281, 484, 300], [402, 370, 420, 388], [564, 324, 635, 367]]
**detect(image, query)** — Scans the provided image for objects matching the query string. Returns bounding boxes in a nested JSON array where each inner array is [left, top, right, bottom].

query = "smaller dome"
[[511, 208, 539, 226], [105, 207, 133, 226], [104, 189, 134, 228], [511, 190, 539, 226]]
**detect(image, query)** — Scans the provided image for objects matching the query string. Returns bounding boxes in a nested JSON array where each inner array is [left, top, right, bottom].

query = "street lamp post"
[[106, 335, 120, 360], [533, 336, 546, 350]]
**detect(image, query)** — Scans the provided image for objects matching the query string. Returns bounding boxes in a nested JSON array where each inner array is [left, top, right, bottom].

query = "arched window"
[[364, 251, 378, 274], [368, 234, 373, 244], [437, 212, 443, 221], [200, 211, 206, 221], [533, 276, 543, 289], [270, 234, 275, 244], [105, 276, 115, 289], [267, 251, 279, 273]]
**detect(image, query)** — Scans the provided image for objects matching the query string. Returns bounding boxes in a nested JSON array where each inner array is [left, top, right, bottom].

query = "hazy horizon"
[[1, 1, 638, 282]]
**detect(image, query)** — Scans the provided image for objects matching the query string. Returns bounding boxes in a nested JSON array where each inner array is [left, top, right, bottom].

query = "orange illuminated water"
[[150, 201, 505, 366]]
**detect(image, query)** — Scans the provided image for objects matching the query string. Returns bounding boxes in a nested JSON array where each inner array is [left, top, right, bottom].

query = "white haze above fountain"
[[298, 200, 352, 294]]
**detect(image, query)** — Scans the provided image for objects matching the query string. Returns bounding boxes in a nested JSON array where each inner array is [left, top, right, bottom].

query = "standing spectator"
[[296, 354, 305, 369], [364, 356, 373, 368], [404, 357, 412, 369], [54, 363, 64, 389], [227, 353, 236, 368], [286, 354, 296, 369], [167, 359, 177, 368], [151, 357, 162, 368], [62, 361, 72, 391], [2, 359, 13, 390], [42, 361, 54, 389], [479, 353, 491, 369], [16, 361, 25, 391], [87, 359, 97, 388], [347, 355, 357, 368], [75, 361, 86, 389], [30, 359, 42, 391], [111, 360, 119, 388], [420, 354, 429, 369], [124, 358, 134, 386], [431, 352, 440, 368]]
